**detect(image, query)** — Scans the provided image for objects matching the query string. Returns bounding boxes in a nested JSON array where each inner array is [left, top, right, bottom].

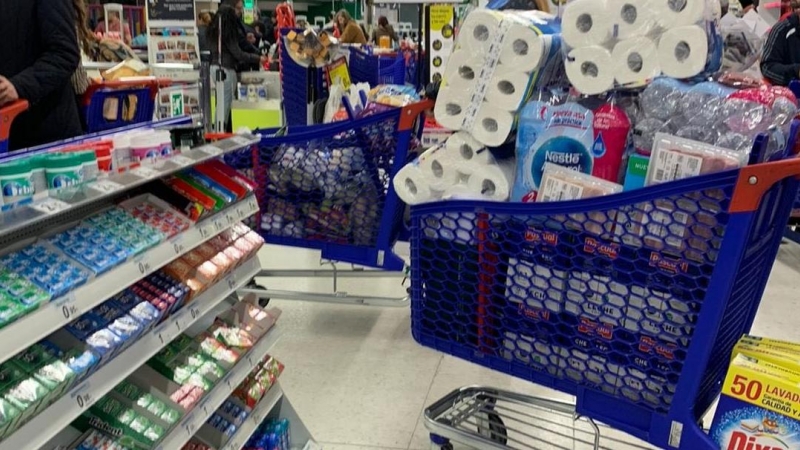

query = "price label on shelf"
[[213, 217, 225, 232], [247, 198, 259, 213], [55, 292, 79, 320], [225, 211, 237, 226], [131, 166, 161, 179], [226, 274, 237, 291], [170, 234, 186, 256], [199, 145, 223, 157], [198, 222, 215, 239], [134, 254, 153, 276], [182, 413, 197, 437], [71, 382, 93, 409], [170, 155, 195, 167], [88, 179, 125, 194], [32, 198, 71, 216]]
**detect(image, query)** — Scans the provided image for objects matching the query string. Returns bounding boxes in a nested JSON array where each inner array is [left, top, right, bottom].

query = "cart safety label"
[[583, 237, 619, 260], [669, 421, 683, 448]]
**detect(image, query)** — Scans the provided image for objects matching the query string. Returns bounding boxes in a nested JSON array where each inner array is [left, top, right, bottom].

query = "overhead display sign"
[[147, 0, 196, 22]]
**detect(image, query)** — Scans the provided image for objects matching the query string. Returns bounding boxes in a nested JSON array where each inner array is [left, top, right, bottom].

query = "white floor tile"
[[318, 443, 407, 450]]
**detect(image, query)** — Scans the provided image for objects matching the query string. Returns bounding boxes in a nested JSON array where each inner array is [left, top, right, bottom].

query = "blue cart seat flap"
[[409, 162, 800, 449]]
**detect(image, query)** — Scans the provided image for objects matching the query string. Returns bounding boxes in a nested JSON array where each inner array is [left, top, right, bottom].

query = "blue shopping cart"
[[348, 47, 406, 87], [411, 122, 800, 449]]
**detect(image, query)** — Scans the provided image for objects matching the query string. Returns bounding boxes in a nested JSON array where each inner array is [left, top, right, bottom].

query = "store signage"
[[425, 4, 455, 84], [146, 0, 196, 22]]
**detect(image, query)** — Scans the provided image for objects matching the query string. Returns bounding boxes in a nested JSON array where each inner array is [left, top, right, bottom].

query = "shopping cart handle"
[[398, 99, 434, 131], [731, 156, 800, 213], [0, 100, 28, 141]]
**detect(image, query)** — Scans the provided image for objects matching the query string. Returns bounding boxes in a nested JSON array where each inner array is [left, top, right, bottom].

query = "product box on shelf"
[[710, 353, 800, 450], [72, 395, 168, 448], [217, 295, 280, 340], [120, 194, 193, 238], [146, 179, 207, 222], [129, 363, 211, 412], [112, 379, 183, 426]]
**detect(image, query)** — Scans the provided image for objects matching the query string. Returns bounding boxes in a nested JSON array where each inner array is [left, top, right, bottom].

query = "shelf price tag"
[[225, 273, 237, 291], [88, 179, 125, 194], [131, 166, 161, 179], [72, 382, 93, 409], [188, 305, 201, 321], [214, 217, 225, 232], [182, 413, 197, 437], [32, 198, 71, 216], [225, 211, 237, 226], [247, 198, 259, 213], [170, 234, 186, 256], [170, 155, 195, 167], [56, 292, 79, 320], [134, 254, 153, 276]]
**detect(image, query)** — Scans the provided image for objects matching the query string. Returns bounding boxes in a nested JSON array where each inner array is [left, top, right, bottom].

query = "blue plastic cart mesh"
[[225, 100, 430, 271], [411, 134, 800, 449], [82, 80, 162, 133], [349, 47, 406, 86], [280, 28, 327, 127]]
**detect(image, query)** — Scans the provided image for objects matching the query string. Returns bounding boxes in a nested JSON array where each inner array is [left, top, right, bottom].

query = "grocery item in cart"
[[646, 133, 748, 186], [513, 99, 629, 202], [434, 9, 563, 146]]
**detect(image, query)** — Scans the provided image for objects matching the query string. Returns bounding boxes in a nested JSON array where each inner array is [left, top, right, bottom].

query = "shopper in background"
[[95, 11, 132, 46], [264, 14, 277, 46], [761, 0, 800, 86], [372, 16, 399, 47], [0, 0, 83, 150], [336, 9, 367, 44], [208, 1, 267, 131], [740, 0, 758, 14], [198, 12, 213, 54], [72, 0, 100, 132]]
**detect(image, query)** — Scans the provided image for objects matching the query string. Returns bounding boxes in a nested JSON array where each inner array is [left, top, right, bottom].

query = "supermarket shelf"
[[0, 256, 263, 450], [0, 194, 260, 366], [0, 134, 259, 241], [221, 382, 284, 450], [155, 324, 283, 450]]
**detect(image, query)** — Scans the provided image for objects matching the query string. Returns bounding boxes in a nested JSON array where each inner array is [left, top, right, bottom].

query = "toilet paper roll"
[[565, 46, 615, 95], [486, 71, 535, 112], [612, 37, 661, 86], [416, 146, 461, 191], [445, 132, 495, 170], [393, 165, 437, 205], [657, 25, 709, 79], [561, 0, 613, 48], [608, 0, 657, 39], [652, 0, 707, 29], [434, 94, 469, 132], [470, 104, 516, 147], [465, 159, 516, 202], [442, 184, 483, 201], [499, 24, 546, 73], [458, 9, 502, 53], [442, 51, 483, 91]]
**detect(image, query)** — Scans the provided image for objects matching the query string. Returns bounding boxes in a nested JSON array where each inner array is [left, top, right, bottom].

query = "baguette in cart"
[[411, 121, 800, 449]]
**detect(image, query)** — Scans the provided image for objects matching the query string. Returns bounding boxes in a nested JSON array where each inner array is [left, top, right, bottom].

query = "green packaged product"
[[13, 344, 55, 374], [172, 366, 194, 384], [128, 415, 150, 434], [0, 362, 25, 392], [152, 346, 180, 365], [0, 296, 29, 327], [93, 397, 124, 417], [187, 373, 213, 392], [135, 393, 155, 409], [145, 399, 166, 417], [117, 408, 137, 426], [114, 380, 143, 401], [33, 360, 75, 399], [185, 352, 208, 369], [0, 398, 21, 439], [143, 424, 165, 442], [4, 378, 50, 420], [196, 360, 225, 381], [160, 407, 181, 424], [170, 334, 193, 353]]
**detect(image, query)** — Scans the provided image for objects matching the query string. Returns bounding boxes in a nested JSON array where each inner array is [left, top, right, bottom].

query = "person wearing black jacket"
[[761, 0, 800, 86], [0, 0, 82, 151]]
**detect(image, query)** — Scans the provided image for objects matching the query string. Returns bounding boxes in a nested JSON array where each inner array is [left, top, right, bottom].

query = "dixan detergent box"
[[710, 349, 800, 450]]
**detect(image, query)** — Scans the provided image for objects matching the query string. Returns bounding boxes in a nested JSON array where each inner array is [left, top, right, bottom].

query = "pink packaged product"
[[645, 133, 747, 186], [120, 195, 193, 238]]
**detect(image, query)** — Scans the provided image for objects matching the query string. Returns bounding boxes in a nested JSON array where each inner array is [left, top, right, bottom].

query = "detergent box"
[[710, 353, 800, 450]]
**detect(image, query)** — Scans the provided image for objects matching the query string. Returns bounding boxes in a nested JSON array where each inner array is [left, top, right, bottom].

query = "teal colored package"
[[512, 99, 630, 202]]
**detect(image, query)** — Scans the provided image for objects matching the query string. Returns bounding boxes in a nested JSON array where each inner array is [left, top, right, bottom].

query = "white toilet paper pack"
[[561, 0, 723, 93], [434, 9, 563, 147]]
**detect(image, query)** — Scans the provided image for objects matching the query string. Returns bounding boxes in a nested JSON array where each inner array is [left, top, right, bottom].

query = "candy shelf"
[[0, 256, 263, 450], [0, 194, 260, 366], [220, 382, 285, 450], [0, 134, 259, 242], [155, 323, 283, 450]]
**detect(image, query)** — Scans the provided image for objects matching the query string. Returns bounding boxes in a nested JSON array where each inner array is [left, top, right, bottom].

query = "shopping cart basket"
[[411, 124, 800, 449], [349, 47, 406, 86], [0, 101, 28, 154], [82, 78, 170, 133]]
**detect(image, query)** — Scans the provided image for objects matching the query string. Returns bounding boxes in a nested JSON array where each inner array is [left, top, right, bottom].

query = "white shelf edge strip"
[[221, 382, 284, 450], [0, 256, 263, 450], [0, 194, 260, 366], [0, 134, 260, 239], [156, 324, 283, 450]]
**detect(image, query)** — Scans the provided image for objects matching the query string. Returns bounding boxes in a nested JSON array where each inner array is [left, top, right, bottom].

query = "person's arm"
[[124, 23, 132, 46], [10, 0, 79, 104], [224, 25, 261, 65], [340, 23, 359, 43], [389, 25, 399, 43], [761, 22, 800, 86]]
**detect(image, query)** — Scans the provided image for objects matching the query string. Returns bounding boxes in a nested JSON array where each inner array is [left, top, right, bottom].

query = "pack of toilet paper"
[[561, 0, 723, 95], [433, 9, 565, 147]]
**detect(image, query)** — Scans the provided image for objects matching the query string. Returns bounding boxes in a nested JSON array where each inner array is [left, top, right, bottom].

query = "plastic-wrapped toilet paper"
[[561, 0, 613, 48], [609, 0, 658, 39], [470, 104, 517, 147], [653, 0, 708, 29], [393, 165, 437, 205], [612, 37, 660, 86], [458, 9, 502, 53], [487, 71, 536, 111], [445, 132, 496, 172], [464, 159, 516, 201], [416, 146, 461, 191], [499, 24, 547, 73], [442, 184, 481, 200], [443, 51, 484, 91], [435, 98, 470, 132], [565, 46, 615, 95], [658, 25, 710, 79]]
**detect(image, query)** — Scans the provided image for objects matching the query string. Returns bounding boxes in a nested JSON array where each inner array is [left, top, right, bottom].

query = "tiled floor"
[[256, 241, 800, 450]]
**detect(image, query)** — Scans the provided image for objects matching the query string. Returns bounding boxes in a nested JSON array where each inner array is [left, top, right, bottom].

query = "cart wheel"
[[244, 279, 270, 307], [476, 411, 508, 445]]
